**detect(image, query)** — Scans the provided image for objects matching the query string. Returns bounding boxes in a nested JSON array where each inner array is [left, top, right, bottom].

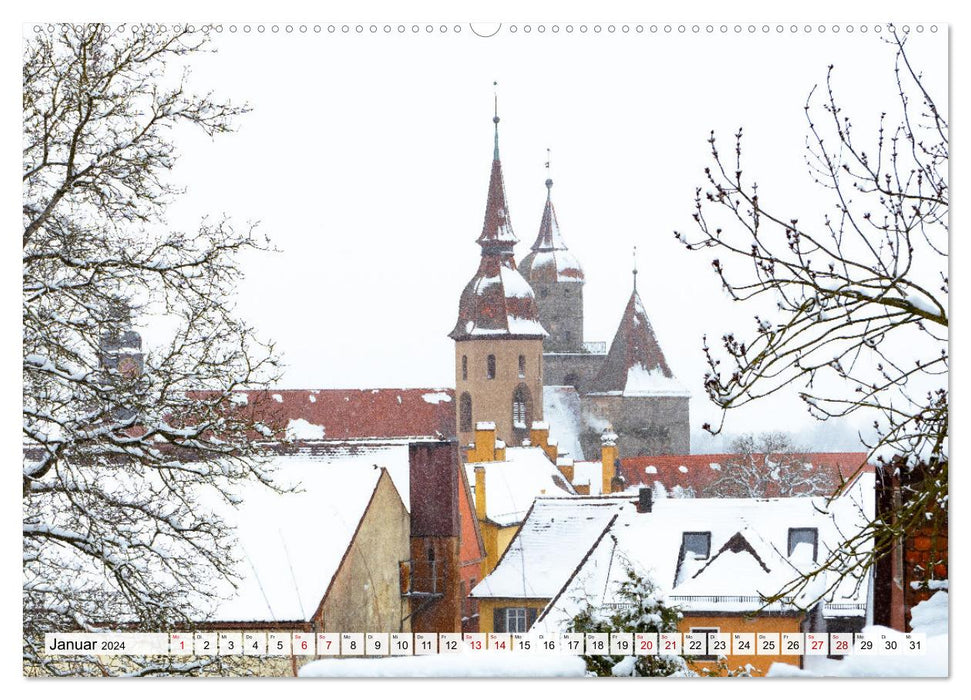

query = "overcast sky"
[[156, 24, 947, 449]]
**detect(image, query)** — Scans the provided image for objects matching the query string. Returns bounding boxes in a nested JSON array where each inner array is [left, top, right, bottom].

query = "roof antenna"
[[545, 147, 553, 195], [493, 81, 500, 160], [632, 245, 639, 292]]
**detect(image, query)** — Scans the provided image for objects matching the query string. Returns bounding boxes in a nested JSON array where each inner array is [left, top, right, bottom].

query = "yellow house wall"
[[476, 598, 550, 634], [478, 521, 519, 578], [680, 614, 803, 676], [319, 471, 411, 634], [456, 339, 544, 447]]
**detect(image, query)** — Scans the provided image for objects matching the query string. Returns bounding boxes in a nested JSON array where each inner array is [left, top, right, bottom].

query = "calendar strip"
[[42, 632, 926, 656]]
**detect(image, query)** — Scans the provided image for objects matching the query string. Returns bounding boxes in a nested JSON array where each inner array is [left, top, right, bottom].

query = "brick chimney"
[[637, 486, 653, 513], [474, 465, 487, 522], [557, 457, 575, 485], [530, 421, 558, 463], [600, 428, 619, 496], [469, 422, 497, 462]]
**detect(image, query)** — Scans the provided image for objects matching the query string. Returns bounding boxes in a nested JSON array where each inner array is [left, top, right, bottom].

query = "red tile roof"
[[220, 388, 456, 441], [619, 452, 873, 497]]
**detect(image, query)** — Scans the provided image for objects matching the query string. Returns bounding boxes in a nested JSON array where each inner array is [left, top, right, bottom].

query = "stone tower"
[[519, 178, 584, 353], [449, 112, 547, 448], [581, 274, 691, 458]]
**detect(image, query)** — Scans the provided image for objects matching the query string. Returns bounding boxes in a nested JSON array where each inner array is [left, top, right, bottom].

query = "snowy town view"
[[22, 23, 947, 678]]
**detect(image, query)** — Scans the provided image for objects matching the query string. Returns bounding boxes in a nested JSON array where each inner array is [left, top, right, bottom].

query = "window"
[[565, 330, 572, 343], [486, 354, 496, 379], [512, 385, 530, 431], [682, 532, 711, 559], [690, 627, 720, 661], [518, 354, 526, 378], [788, 528, 819, 561], [494, 607, 537, 632], [462, 355, 468, 381], [459, 393, 473, 432]]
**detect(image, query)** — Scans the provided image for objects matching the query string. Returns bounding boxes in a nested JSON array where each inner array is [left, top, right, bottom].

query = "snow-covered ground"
[[298, 652, 586, 677], [768, 589, 948, 677]]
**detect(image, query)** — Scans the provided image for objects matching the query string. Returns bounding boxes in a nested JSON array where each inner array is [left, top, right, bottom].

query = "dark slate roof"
[[519, 181, 584, 284], [588, 289, 684, 396]]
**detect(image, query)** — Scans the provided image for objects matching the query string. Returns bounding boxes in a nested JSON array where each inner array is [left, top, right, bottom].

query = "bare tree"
[[704, 432, 835, 498], [23, 24, 282, 675], [675, 27, 946, 602]]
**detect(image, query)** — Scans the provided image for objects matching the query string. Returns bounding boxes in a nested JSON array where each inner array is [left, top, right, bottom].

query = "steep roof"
[[464, 446, 576, 527], [519, 180, 584, 284], [619, 452, 873, 497], [588, 289, 687, 397], [470, 497, 624, 599], [207, 456, 397, 623], [219, 388, 455, 442], [449, 119, 546, 341]]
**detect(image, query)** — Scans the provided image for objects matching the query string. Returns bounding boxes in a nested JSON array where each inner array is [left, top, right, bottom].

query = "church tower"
[[449, 110, 547, 448], [519, 175, 584, 353]]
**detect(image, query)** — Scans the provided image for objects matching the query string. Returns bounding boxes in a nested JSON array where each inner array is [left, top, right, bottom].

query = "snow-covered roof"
[[571, 461, 604, 495], [464, 446, 576, 527], [287, 441, 413, 509], [519, 181, 584, 284], [588, 289, 685, 397], [507, 474, 875, 630], [470, 496, 627, 599], [207, 454, 399, 623], [542, 385, 585, 461]]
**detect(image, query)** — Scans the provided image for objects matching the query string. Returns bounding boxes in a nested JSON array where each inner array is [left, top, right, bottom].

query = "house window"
[[486, 354, 496, 379], [565, 330, 572, 343], [462, 355, 468, 381], [494, 607, 537, 632], [788, 528, 819, 561], [460, 392, 473, 432], [518, 355, 526, 378], [690, 627, 720, 661], [682, 532, 711, 559]]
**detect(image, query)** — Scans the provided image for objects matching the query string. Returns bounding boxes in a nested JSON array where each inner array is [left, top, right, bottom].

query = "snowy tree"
[[675, 27, 946, 600], [567, 566, 692, 677], [704, 432, 835, 498], [23, 24, 282, 675]]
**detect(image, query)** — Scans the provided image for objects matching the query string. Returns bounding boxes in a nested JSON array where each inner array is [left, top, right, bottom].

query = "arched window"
[[462, 355, 468, 381], [486, 354, 496, 379], [512, 384, 531, 433], [460, 392, 473, 432]]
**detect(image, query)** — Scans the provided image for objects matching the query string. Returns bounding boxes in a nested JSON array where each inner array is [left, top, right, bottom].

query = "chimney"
[[600, 428, 619, 496], [530, 421, 557, 463], [474, 465, 487, 522], [557, 457, 575, 485], [470, 422, 497, 462], [637, 486, 653, 513]]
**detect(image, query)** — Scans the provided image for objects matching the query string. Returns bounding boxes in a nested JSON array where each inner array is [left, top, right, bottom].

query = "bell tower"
[[449, 105, 547, 448]]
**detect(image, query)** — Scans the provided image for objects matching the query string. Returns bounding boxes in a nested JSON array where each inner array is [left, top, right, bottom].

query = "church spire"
[[477, 87, 517, 249], [519, 154, 584, 284]]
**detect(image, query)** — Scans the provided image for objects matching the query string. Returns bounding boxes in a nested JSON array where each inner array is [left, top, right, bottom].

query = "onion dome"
[[449, 115, 547, 341], [519, 178, 584, 284], [589, 288, 688, 397]]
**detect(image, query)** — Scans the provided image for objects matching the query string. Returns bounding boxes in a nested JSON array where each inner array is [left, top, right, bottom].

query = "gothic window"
[[462, 355, 468, 381], [512, 385, 531, 431], [460, 392, 473, 432], [518, 355, 526, 378]]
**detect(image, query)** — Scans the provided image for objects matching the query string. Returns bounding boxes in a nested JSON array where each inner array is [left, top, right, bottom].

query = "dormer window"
[[486, 354, 496, 379], [682, 532, 711, 559], [788, 528, 818, 561]]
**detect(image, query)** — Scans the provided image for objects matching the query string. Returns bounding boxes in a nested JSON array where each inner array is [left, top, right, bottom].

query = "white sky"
[[156, 25, 946, 448]]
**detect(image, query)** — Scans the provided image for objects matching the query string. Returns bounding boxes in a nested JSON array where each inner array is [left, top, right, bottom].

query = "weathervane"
[[493, 81, 500, 160], [545, 147, 553, 191], [633, 245, 639, 292]]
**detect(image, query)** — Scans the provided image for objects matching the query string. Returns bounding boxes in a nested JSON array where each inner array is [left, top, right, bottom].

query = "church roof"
[[449, 117, 546, 341], [519, 180, 584, 284], [588, 289, 688, 397]]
